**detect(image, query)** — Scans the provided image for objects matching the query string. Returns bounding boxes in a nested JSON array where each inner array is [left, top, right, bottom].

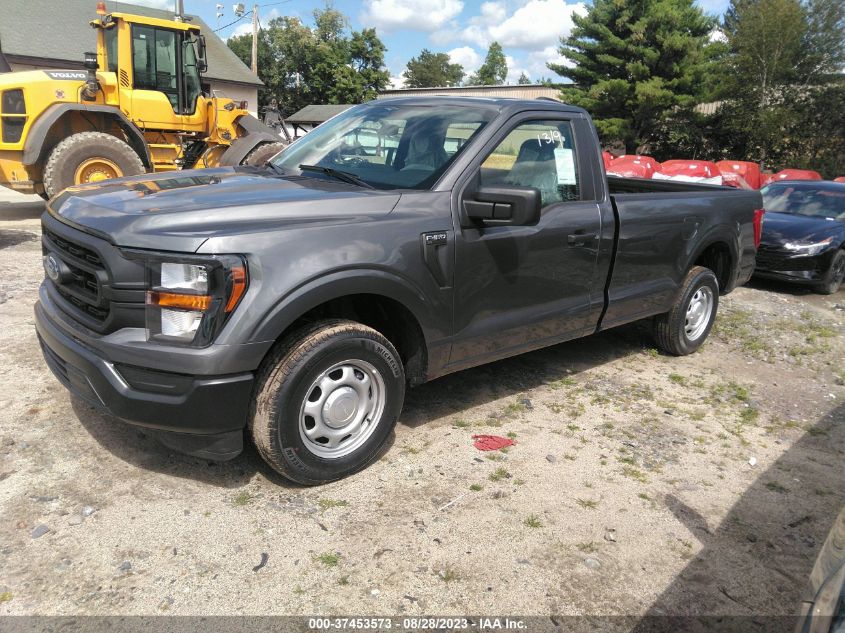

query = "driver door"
[[128, 25, 184, 129], [449, 115, 604, 365]]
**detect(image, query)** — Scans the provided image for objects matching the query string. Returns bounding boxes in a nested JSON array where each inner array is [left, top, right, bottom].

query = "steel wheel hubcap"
[[299, 359, 386, 459], [685, 286, 714, 341]]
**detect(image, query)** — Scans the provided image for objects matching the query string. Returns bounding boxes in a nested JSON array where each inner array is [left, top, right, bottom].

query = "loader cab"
[[96, 13, 208, 131]]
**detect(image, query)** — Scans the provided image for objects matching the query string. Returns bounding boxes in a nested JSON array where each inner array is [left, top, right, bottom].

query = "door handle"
[[567, 232, 597, 246]]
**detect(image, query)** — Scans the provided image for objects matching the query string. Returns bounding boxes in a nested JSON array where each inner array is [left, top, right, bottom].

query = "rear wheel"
[[242, 141, 288, 167], [814, 250, 845, 295], [653, 266, 719, 356], [250, 319, 405, 485], [43, 131, 145, 198]]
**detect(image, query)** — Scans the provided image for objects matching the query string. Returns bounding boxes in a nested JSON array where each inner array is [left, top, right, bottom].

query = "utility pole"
[[251, 4, 259, 75]]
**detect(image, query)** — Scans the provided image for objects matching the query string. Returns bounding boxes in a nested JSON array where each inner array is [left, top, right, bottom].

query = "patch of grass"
[[551, 377, 576, 389], [637, 492, 651, 501], [232, 491, 254, 506], [591, 393, 612, 406], [338, 575, 350, 586], [293, 586, 305, 595], [453, 419, 471, 429], [547, 402, 565, 414], [489, 467, 511, 482], [485, 452, 505, 461], [566, 424, 581, 433], [402, 446, 420, 455], [502, 401, 528, 418], [513, 478, 526, 486], [0, 592, 12, 603], [524, 514, 542, 528], [622, 466, 649, 483], [318, 499, 348, 512], [576, 498, 598, 510], [469, 483, 483, 492], [645, 348, 659, 358], [564, 453, 577, 461], [739, 407, 760, 424], [765, 481, 789, 494], [506, 431, 518, 439], [315, 552, 341, 568], [576, 542, 599, 553], [668, 373, 687, 386], [437, 566, 460, 582]]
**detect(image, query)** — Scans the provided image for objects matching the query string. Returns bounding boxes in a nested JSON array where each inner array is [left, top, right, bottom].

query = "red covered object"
[[835, 177, 845, 183], [607, 155, 659, 179], [472, 434, 516, 451], [720, 172, 753, 189], [602, 151, 614, 168], [716, 160, 762, 189], [658, 159, 720, 178], [770, 169, 822, 182]]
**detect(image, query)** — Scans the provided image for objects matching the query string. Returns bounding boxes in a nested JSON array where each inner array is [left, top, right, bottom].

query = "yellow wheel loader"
[[0, 4, 288, 199]]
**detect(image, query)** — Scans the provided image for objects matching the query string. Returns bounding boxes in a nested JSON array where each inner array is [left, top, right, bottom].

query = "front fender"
[[247, 268, 449, 375]]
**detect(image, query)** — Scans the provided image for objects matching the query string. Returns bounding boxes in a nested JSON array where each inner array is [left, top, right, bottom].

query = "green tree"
[[403, 49, 465, 87], [714, 0, 845, 169], [517, 72, 531, 85], [227, 8, 390, 114], [549, 0, 715, 152], [468, 42, 507, 85]]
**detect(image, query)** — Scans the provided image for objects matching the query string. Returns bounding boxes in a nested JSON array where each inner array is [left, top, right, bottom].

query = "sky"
[[127, 0, 733, 88]]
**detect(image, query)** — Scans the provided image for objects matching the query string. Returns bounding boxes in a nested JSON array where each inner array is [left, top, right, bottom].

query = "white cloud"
[[388, 75, 405, 89], [487, 0, 587, 49], [447, 46, 482, 74], [228, 23, 252, 40], [127, 0, 173, 9], [360, 0, 464, 32]]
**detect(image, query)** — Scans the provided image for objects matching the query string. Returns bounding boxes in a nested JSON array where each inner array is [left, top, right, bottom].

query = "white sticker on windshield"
[[554, 148, 576, 185]]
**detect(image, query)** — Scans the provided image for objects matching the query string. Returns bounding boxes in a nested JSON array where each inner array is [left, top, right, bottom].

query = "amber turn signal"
[[146, 291, 212, 311], [225, 264, 247, 312]]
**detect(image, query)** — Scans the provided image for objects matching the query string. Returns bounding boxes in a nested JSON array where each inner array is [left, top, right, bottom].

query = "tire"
[[242, 141, 288, 167], [653, 266, 720, 356], [250, 319, 405, 485], [814, 250, 845, 295], [43, 131, 145, 198]]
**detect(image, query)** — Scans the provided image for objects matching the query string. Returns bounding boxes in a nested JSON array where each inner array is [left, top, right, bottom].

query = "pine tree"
[[549, 0, 715, 151], [468, 42, 508, 85]]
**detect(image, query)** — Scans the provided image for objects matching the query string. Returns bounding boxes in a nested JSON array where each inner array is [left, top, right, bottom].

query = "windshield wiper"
[[299, 164, 374, 189]]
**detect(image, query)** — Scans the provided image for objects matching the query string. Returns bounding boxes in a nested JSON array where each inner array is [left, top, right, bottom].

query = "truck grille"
[[41, 217, 147, 333]]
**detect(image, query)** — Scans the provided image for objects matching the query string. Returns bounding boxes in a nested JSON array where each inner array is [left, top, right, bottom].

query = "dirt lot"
[[0, 192, 843, 620]]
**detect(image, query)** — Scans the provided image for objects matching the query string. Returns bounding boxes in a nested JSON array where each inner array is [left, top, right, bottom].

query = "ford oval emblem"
[[44, 254, 61, 282]]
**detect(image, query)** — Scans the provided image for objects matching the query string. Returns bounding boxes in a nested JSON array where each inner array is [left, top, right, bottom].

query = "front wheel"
[[814, 250, 844, 295], [43, 131, 145, 197], [250, 320, 405, 485], [653, 266, 719, 356]]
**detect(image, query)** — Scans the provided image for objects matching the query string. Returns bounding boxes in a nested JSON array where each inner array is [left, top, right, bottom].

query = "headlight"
[[125, 252, 248, 346], [783, 237, 834, 256]]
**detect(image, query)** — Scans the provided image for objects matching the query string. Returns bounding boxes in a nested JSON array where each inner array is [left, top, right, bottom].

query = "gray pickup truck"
[[35, 97, 764, 484]]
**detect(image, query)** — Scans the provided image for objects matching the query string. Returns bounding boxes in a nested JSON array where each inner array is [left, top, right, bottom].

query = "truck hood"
[[48, 167, 402, 252], [759, 211, 844, 247]]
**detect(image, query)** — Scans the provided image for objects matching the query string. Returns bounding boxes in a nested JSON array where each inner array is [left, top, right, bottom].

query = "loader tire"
[[43, 132, 145, 198], [243, 141, 288, 167]]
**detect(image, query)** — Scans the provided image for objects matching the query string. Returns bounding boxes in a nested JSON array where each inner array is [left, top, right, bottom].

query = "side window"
[[132, 26, 179, 111], [104, 27, 118, 73], [480, 119, 579, 206]]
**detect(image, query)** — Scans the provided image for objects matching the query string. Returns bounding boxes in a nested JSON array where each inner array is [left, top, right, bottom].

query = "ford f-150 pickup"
[[35, 97, 764, 484]]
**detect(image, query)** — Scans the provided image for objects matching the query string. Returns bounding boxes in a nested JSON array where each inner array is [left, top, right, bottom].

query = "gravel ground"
[[0, 191, 843, 619]]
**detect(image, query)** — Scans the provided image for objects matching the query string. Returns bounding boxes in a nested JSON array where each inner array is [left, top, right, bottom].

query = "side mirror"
[[196, 35, 208, 73], [463, 186, 542, 227]]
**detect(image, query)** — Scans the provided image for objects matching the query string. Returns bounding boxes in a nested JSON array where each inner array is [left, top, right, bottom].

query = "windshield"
[[270, 103, 496, 190], [762, 184, 845, 220]]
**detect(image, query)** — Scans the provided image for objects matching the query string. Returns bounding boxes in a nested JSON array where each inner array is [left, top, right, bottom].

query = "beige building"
[[0, 0, 262, 116], [378, 84, 563, 101]]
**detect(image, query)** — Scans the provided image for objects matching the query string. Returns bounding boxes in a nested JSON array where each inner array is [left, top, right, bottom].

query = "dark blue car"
[[755, 180, 845, 294]]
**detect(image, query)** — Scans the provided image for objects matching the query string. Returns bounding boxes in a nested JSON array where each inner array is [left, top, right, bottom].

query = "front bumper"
[[753, 246, 832, 284], [35, 296, 255, 461]]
